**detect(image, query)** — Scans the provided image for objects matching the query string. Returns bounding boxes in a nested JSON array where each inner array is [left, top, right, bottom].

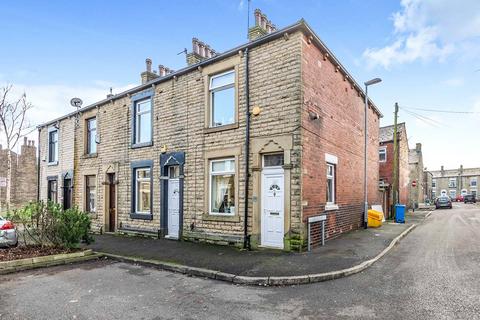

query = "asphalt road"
[[1, 203, 479, 320]]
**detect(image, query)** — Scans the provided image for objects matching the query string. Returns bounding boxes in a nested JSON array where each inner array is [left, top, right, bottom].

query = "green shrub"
[[10, 201, 93, 248]]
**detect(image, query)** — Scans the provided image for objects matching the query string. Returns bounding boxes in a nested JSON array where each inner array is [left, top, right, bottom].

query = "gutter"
[[38, 19, 382, 129], [243, 47, 251, 250], [36, 128, 41, 201]]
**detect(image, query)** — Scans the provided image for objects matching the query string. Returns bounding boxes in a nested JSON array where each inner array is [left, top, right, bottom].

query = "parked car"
[[455, 195, 464, 202], [0, 216, 18, 248], [435, 196, 453, 209], [464, 194, 477, 204]]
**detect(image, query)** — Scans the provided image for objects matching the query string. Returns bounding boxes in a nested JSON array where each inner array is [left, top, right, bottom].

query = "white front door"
[[261, 167, 285, 249], [167, 178, 180, 239]]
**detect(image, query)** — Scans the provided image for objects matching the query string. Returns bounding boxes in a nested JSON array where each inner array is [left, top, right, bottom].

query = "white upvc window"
[[379, 147, 387, 162], [48, 128, 59, 164], [135, 168, 151, 214], [135, 99, 152, 144], [448, 178, 456, 188], [209, 158, 236, 215], [432, 179, 436, 188], [209, 70, 235, 127], [471, 178, 477, 187], [326, 163, 335, 204], [86, 117, 97, 154]]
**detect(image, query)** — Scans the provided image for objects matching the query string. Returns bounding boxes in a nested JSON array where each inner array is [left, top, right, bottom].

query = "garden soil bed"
[[0, 245, 81, 262]]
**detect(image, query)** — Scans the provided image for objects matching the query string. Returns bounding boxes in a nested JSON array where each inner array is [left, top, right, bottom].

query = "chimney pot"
[[261, 14, 267, 29], [254, 9, 262, 26], [192, 38, 199, 54], [158, 65, 166, 76], [24, 136, 28, 145], [145, 58, 152, 72], [416, 143, 422, 152]]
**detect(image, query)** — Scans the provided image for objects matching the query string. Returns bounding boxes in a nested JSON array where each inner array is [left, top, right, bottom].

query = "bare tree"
[[0, 84, 33, 211]]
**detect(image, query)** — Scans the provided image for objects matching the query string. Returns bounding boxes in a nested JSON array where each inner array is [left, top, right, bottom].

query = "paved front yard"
[[86, 220, 414, 277]]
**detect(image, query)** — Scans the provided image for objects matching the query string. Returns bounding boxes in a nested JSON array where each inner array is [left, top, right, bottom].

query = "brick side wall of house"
[[301, 34, 381, 245], [379, 131, 410, 209]]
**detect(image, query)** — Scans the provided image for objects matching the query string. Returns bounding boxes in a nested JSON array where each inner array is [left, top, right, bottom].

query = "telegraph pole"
[[392, 103, 399, 220]]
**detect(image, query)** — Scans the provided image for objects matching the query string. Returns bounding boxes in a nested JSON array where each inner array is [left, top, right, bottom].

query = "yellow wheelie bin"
[[368, 209, 383, 228]]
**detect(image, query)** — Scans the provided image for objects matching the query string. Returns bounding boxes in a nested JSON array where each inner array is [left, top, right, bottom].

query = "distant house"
[[0, 137, 37, 212], [378, 123, 409, 217], [430, 165, 479, 200]]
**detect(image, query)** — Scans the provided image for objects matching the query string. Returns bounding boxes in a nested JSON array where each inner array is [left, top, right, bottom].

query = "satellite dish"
[[70, 97, 83, 108]]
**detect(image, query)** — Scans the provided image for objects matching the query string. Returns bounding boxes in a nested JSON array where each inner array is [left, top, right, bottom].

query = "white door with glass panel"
[[167, 166, 180, 239], [261, 154, 285, 249]]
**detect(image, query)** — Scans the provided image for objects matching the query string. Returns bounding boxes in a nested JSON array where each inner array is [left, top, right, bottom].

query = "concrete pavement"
[[1, 203, 479, 319]]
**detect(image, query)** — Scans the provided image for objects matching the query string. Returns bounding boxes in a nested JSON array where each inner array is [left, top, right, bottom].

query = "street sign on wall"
[[0, 177, 6, 187]]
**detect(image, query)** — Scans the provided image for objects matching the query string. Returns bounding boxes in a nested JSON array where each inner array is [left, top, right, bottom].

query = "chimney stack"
[[248, 9, 277, 41], [141, 58, 159, 84], [186, 38, 217, 66], [415, 143, 422, 152]]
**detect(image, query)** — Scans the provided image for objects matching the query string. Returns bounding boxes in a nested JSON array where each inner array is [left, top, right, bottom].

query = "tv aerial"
[[70, 97, 83, 128]]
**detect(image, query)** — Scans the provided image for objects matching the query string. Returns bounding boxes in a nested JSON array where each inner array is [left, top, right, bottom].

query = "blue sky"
[[1, 0, 479, 169]]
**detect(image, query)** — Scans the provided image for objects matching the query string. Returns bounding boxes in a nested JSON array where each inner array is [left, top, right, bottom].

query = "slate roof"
[[379, 123, 406, 143]]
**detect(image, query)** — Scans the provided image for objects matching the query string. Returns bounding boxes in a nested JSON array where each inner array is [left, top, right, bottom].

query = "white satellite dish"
[[70, 97, 83, 108]]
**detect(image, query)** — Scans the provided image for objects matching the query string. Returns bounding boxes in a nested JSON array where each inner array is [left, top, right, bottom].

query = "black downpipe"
[[36, 128, 41, 202], [243, 47, 251, 250]]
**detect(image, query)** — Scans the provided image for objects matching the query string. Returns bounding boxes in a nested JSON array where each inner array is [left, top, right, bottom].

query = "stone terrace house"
[[378, 123, 409, 217], [430, 165, 480, 200], [37, 11, 382, 251], [0, 138, 37, 212]]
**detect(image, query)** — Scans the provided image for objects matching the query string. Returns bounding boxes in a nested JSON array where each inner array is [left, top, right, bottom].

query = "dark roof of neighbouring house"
[[38, 19, 382, 128], [379, 123, 406, 143]]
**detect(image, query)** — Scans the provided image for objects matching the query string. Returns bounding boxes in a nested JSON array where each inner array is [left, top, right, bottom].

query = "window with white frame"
[[432, 179, 436, 188], [135, 168, 151, 213], [326, 163, 336, 204], [379, 147, 387, 162], [448, 178, 456, 188], [86, 117, 97, 154], [471, 178, 477, 187], [85, 175, 96, 213], [134, 99, 152, 144], [47, 178, 58, 203], [209, 158, 235, 215], [209, 70, 235, 127], [48, 129, 58, 163]]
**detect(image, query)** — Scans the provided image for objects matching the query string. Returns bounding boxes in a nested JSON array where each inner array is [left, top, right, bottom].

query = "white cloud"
[[443, 77, 464, 87], [238, 0, 245, 11], [364, 0, 480, 68], [0, 82, 135, 152]]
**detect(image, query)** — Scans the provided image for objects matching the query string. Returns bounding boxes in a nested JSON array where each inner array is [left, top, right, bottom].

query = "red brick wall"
[[379, 135, 409, 207], [301, 35, 380, 244]]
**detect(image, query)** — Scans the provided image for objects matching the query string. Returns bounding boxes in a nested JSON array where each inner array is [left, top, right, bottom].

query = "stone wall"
[[0, 138, 37, 212]]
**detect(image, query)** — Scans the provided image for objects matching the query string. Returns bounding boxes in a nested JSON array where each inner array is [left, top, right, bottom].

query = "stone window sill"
[[203, 123, 239, 134], [325, 204, 339, 211], [130, 213, 153, 220], [202, 213, 240, 222], [82, 153, 98, 159], [47, 161, 58, 166], [131, 141, 153, 149]]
